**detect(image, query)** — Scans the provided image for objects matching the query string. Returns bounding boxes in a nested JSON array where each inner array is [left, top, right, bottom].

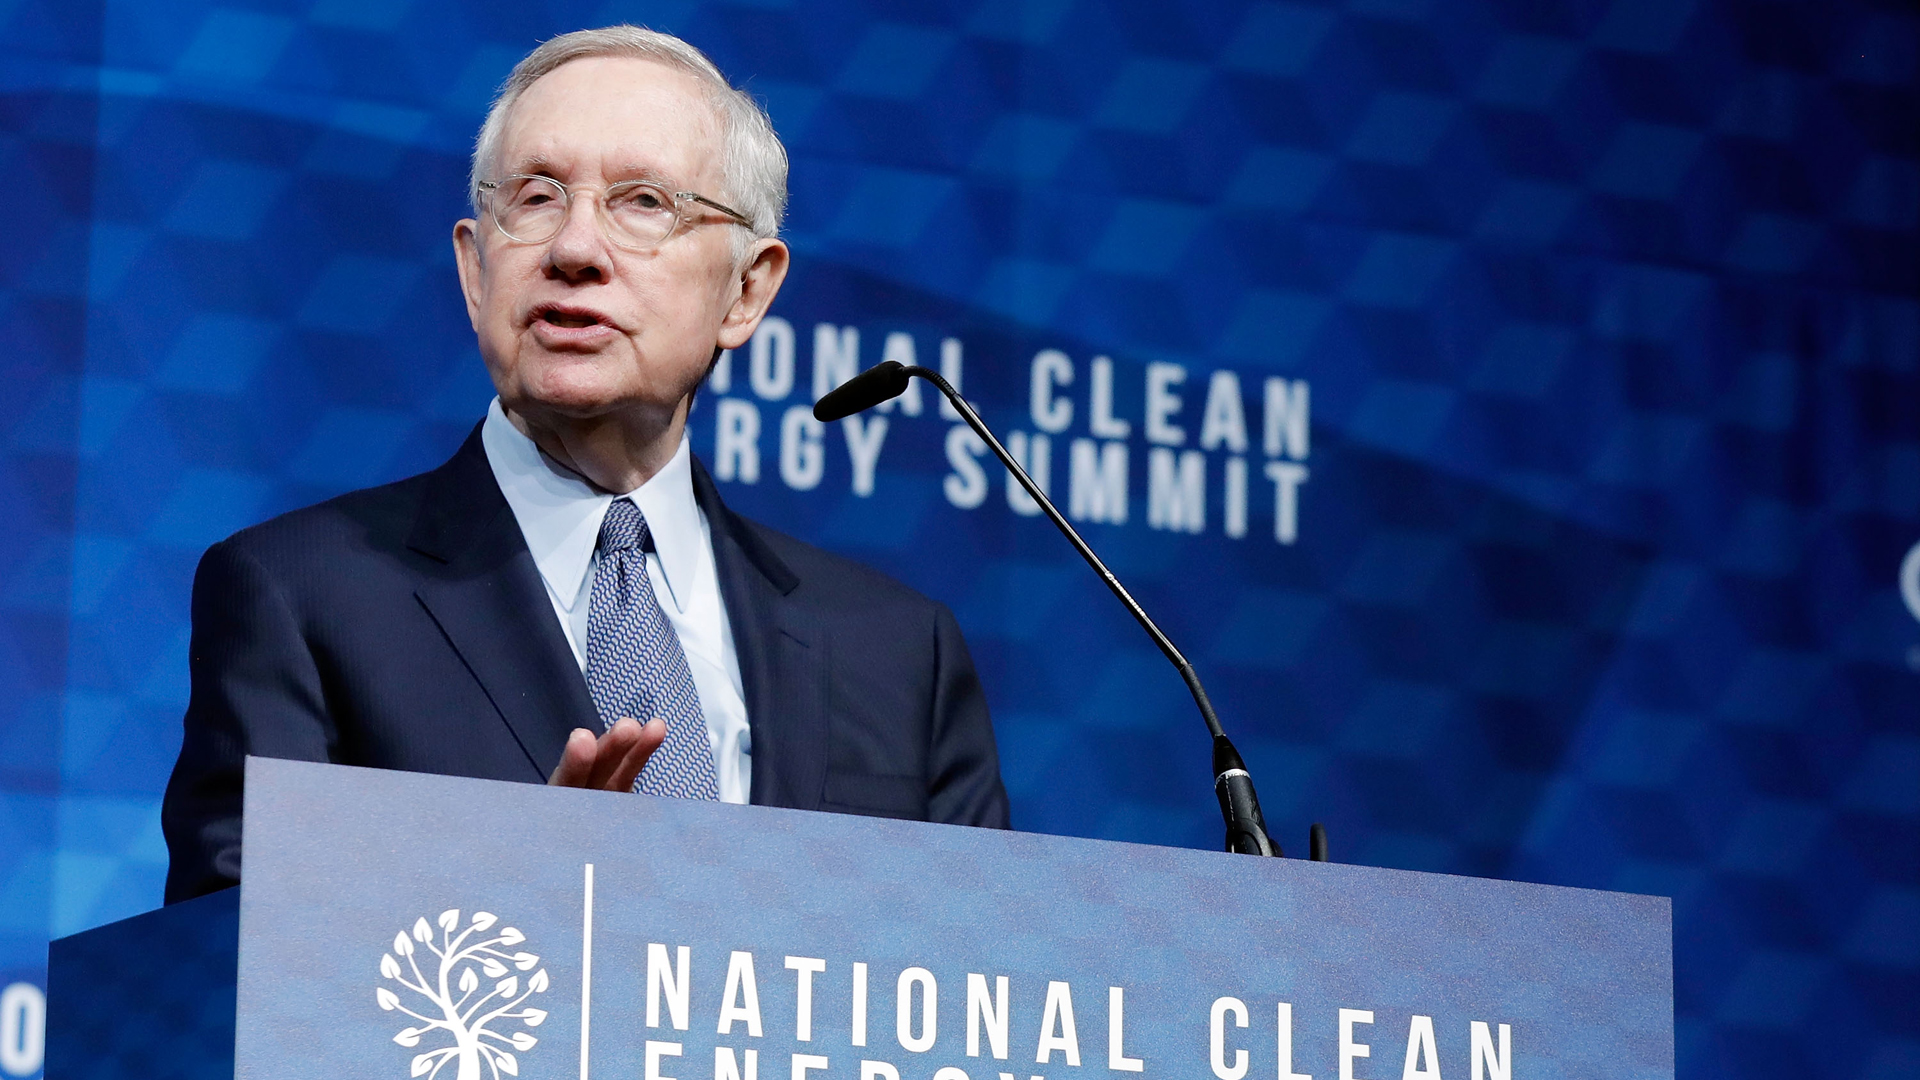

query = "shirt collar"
[[480, 398, 703, 614]]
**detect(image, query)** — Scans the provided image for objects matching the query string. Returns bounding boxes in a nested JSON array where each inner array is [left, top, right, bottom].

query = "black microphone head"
[[814, 361, 911, 422]]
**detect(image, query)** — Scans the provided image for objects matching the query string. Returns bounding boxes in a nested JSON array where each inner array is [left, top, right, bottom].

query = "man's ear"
[[452, 219, 485, 331], [716, 238, 791, 351]]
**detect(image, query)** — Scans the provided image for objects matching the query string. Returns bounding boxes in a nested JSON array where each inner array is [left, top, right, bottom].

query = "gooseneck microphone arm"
[[815, 360, 1282, 857]]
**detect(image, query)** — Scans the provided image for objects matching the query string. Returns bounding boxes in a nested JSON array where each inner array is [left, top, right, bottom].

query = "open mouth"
[[536, 306, 606, 329]]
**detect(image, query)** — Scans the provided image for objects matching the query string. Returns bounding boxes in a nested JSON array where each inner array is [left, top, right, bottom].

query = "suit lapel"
[[407, 427, 597, 779], [692, 458, 829, 811]]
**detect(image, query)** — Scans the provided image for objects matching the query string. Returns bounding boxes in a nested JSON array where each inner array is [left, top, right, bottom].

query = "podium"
[[48, 757, 1672, 1079]]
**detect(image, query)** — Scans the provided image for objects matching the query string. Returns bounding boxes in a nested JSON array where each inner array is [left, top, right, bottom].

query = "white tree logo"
[[375, 909, 549, 1080]]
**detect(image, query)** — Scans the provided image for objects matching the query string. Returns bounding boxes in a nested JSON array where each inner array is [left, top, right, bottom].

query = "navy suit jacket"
[[161, 426, 1009, 901]]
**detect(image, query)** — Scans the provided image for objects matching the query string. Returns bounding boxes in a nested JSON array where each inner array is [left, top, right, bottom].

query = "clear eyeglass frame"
[[476, 174, 753, 252]]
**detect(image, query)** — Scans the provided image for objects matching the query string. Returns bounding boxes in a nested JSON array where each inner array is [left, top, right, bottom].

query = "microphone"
[[815, 361, 1294, 858], [814, 361, 913, 422]]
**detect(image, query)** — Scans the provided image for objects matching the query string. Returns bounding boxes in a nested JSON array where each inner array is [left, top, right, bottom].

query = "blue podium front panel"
[[237, 757, 1669, 1080]]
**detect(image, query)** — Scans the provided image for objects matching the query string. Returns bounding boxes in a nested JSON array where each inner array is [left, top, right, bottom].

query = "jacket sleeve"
[[161, 537, 337, 902], [924, 602, 1012, 828]]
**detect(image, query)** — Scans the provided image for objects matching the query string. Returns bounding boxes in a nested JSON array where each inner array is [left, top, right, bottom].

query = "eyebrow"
[[506, 152, 555, 177], [504, 155, 681, 188]]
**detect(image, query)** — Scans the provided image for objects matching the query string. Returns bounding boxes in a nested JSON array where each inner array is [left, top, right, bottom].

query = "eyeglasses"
[[476, 174, 753, 251]]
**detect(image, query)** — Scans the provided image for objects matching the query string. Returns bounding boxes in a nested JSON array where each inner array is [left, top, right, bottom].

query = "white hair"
[[469, 25, 788, 249]]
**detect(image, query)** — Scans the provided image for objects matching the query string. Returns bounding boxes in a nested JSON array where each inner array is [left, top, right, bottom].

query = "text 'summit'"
[[705, 320, 1312, 545]]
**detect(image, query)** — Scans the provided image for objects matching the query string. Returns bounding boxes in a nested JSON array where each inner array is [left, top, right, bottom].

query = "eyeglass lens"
[[491, 176, 682, 249]]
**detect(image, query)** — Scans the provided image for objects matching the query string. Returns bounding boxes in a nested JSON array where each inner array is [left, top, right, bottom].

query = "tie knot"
[[597, 499, 652, 554]]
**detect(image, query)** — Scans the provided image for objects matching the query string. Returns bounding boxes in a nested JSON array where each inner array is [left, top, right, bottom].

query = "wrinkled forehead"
[[496, 55, 725, 190]]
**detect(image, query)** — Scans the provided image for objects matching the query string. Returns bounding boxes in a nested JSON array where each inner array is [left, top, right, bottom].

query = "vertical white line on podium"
[[581, 862, 595, 1080]]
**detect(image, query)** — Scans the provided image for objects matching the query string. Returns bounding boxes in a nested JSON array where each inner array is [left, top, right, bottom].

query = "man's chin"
[[502, 347, 623, 407], [503, 376, 685, 427], [487, 342, 701, 426], [511, 388, 634, 422]]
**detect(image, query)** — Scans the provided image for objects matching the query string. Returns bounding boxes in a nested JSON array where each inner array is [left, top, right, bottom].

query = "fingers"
[[547, 718, 673, 791], [608, 718, 667, 792], [587, 718, 644, 790], [547, 728, 599, 787]]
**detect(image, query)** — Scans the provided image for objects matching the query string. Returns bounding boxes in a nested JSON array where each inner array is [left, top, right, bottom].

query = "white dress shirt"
[[480, 399, 751, 803]]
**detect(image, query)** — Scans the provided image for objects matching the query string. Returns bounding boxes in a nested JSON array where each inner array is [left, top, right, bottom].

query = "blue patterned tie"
[[584, 498, 720, 799]]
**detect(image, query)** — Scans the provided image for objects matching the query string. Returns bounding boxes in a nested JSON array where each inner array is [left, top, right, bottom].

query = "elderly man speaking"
[[161, 26, 1010, 902]]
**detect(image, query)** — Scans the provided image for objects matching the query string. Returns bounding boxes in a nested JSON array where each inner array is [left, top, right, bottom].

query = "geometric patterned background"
[[1, 2, 1914, 1080]]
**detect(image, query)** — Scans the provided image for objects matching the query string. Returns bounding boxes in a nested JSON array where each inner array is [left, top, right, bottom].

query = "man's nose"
[[544, 194, 609, 282]]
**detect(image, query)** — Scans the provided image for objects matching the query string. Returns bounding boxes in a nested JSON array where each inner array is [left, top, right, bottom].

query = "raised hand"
[[546, 717, 666, 790]]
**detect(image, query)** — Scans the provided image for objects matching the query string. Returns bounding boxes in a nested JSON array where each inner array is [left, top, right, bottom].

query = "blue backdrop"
[[0, 2, 1914, 1080]]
